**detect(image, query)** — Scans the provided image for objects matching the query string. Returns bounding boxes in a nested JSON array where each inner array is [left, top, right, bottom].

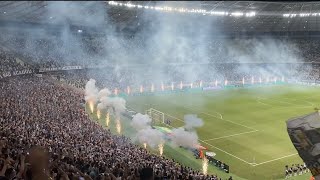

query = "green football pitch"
[[122, 84, 320, 180]]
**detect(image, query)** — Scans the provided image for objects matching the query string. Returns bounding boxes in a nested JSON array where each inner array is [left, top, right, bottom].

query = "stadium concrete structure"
[[1, 1, 320, 180]]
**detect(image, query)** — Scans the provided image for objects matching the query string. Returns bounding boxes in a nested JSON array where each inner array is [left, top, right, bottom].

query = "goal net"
[[146, 108, 165, 124]]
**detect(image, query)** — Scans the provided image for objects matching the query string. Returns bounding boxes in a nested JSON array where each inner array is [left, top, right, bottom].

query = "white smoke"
[[85, 79, 99, 103], [184, 114, 204, 131], [131, 113, 152, 131], [130, 113, 164, 148], [98, 88, 111, 100], [136, 127, 164, 148], [97, 96, 126, 116], [170, 127, 199, 149]]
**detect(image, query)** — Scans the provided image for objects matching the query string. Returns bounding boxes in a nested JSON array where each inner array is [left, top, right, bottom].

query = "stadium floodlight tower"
[[287, 110, 320, 179]]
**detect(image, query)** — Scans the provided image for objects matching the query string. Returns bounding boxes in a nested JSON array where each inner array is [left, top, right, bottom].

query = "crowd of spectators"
[[0, 47, 31, 74], [0, 75, 232, 180]]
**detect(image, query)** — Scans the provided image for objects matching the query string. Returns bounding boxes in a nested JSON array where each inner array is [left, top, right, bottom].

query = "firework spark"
[[116, 118, 121, 134], [203, 156, 208, 175], [97, 109, 101, 119], [106, 112, 110, 127], [89, 101, 94, 113], [158, 143, 164, 156]]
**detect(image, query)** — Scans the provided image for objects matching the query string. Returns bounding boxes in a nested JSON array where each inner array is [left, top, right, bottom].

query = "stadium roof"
[[0, 1, 320, 32]]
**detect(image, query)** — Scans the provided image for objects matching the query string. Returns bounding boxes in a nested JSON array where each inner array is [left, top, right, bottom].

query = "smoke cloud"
[[130, 113, 164, 148], [170, 127, 199, 149], [0, 1, 310, 88], [131, 113, 152, 131], [136, 128, 164, 149], [184, 114, 204, 131], [85, 79, 99, 103], [98, 88, 111, 100]]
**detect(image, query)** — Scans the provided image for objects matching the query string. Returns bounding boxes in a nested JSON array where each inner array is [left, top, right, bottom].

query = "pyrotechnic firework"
[[89, 101, 94, 113], [158, 143, 164, 156], [106, 112, 110, 127], [97, 109, 101, 119], [116, 118, 121, 134], [143, 143, 147, 149], [203, 156, 208, 175]]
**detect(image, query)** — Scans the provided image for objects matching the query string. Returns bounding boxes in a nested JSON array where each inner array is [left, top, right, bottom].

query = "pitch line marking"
[[202, 130, 259, 141], [138, 105, 255, 165], [170, 101, 223, 119], [128, 104, 254, 165], [167, 101, 257, 131], [130, 103, 296, 166], [252, 153, 298, 166], [198, 140, 253, 165]]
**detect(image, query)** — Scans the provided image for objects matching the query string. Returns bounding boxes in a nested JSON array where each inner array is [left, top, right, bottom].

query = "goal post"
[[146, 108, 165, 124]]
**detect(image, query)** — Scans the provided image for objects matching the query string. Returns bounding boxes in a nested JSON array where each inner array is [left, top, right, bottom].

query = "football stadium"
[[2, 1, 320, 180]]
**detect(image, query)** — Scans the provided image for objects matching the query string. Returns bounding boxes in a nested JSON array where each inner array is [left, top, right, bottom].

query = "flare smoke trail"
[[158, 143, 164, 156], [85, 79, 99, 113], [116, 117, 121, 134], [97, 109, 101, 119], [203, 157, 208, 175], [106, 112, 110, 127]]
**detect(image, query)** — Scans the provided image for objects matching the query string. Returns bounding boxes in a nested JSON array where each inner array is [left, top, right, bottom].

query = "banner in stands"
[[39, 66, 83, 72], [0, 69, 34, 79]]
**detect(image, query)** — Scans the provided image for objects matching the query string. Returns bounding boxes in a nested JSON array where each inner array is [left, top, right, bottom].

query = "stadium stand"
[[0, 76, 231, 180], [2, 1, 320, 180]]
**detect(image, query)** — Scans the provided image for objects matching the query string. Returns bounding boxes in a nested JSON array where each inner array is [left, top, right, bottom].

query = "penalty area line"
[[199, 140, 253, 165], [202, 130, 259, 142]]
